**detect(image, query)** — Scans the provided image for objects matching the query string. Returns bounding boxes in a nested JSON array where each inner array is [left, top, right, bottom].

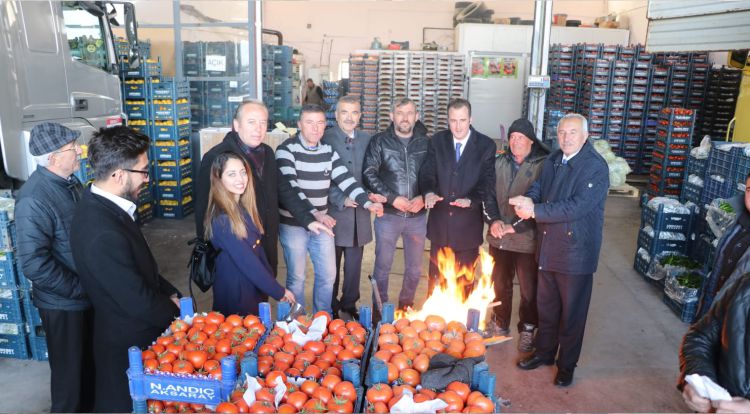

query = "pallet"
[[609, 184, 639, 197]]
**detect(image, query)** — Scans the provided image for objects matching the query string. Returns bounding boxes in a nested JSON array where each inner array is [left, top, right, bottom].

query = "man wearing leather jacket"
[[363, 98, 430, 312]]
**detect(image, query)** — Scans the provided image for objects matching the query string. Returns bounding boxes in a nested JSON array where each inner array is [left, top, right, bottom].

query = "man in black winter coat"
[[16, 122, 94, 413], [195, 100, 320, 277], [512, 113, 609, 388], [71, 127, 181, 413], [420, 98, 501, 295]]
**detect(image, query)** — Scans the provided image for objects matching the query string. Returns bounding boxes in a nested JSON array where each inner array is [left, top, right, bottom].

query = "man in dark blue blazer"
[[511, 113, 609, 387], [420, 98, 502, 295]]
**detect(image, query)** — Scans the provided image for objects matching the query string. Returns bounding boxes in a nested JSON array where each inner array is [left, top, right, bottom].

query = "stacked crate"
[[149, 79, 194, 220], [636, 65, 671, 175], [322, 81, 339, 127], [421, 53, 440, 133], [622, 61, 650, 170], [376, 53, 393, 131], [680, 152, 708, 206], [260, 44, 276, 122], [648, 108, 696, 199], [605, 60, 631, 155], [348, 53, 380, 134], [702, 143, 750, 206], [580, 59, 613, 141], [272, 45, 294, 124], [699, 67, 743, 139]]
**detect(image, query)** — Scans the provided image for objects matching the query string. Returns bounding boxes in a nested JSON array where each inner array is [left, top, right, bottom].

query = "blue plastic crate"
[[662, 293, 698, 323], [155, 179, 193, 201], [151, 140, 191, 161], [706, 145, 746, 180], [21, 293, 41, 327], [205, 98, 230, 112], [641, 202, 694, 234], [123, 79, 149, 99], [0, 219, 16, 252], [633, 251, 650, 278], [701, 175, 735, 206], [125, 100, 150, 120], [151, 122, 191, 141], [0, 251, 18, 289], [650, 151, 687, 168], [28, 334, 47, 361], [650, 164, 685, 180], [156, 199, 194, 219], [0, 289, 24, 324], [120, 59, 162, 79], [637, 227, 689, 257], [150, 100, 190, 121], [680, 181, 703, 205], [150, 78, 190, 101], [136, 203, 154, 226], [127, 122, 150, 137], [732, 150, 750, 188], [686, 155, 708, 179], [653, 140, 690, 156], [155, 160, 192, 181], [0, 332, 29, 360]]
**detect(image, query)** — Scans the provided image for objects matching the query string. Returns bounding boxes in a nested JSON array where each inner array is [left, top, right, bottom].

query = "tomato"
[[282, 341, 301, 355], [215, 339, 232, 354], [296, 350, 317, 364], [328, 319, 346, 333], [378, 333, 399, 347], [390, 353, 412, 371], [205, 311, 225, 325], [255, 388, 275, 403], [394, 318, 410, 332], [386, 363, 398, 383], [266, 370, 287, 387], [148, 399, 164, 413], [333, 381, 357, 403], [331, 326, 349, 338], [303, 364, 322, 379], [321, 374, 342, 391], [424, 315, 446, 332], [446, 340, 466, 359], [188, 330, 208, 345], [366, 383, 393, 404], [166, 340, 185, 356], [392, 385, 416, 397], [327, 396, 354, 414], [274, 351, 295, 366], [401, 337, 425, 354], [301, 379, 320, 396], [277, 403, 296, 414], [170, 319, 189, 333], [446, 321, 467, 334], [337, 349, 356, 362], [249, 401, 275, 414], [214, 402, 238, 413], [438, 390, 464, 412], [399, 368, 420, 387], [414, 393, 431, 403], [303, 340, 325, 355], [413, 354, 429, 373], [324, 366, 341, 378], [380, 343, 403, 354], [144, 358, 159, 371], [156, 335, 173, 347], [344, 320, 361, 333], [157, 362, 173, 372], [172, 359, 195, 375], [202, 323, 219, 336], [399, 326, 418, 340], [388, 394, 405, 410], [463, 332, 483, 343], [184, 350, 208, 370], [231, 398, 248, 413], [467, 396, 495, 413], [370, 401, 389, 413], [302, 398, 327, 413], [420, 388, 437, 399], [324, 335, 342, 346], [462, 340, 485, 358], [447, 381, 471, 402], [205, 363, 221, 380], [350, 327, 367, 344], [286, 390, 308, 410], [311, 386, 333, 404], [410, 320, 427, 333], [314, 311, 332, 326], [442, 330, 463, 344], [142, 349, 157, 360], [420, 330, 442, 342]]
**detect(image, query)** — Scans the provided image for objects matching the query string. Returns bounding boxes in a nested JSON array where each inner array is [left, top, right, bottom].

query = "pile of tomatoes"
[[141, 312, 267, 379], [256, 311, 368, 380], [372, 316, 485, 387], [364, 381, 495, 414], [218, 373, 360, 413]]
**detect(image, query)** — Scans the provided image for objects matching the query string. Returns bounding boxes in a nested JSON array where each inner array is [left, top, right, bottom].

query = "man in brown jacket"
[[485, 118, 549, 352]]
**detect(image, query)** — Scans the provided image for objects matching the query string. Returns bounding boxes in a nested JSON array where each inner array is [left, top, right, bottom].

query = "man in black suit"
[[420, 98, 501, 294], [71, 126, 181, 413]]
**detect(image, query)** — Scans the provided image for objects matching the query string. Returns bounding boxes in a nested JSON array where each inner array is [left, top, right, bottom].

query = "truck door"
[[60, 2, 122, 130]]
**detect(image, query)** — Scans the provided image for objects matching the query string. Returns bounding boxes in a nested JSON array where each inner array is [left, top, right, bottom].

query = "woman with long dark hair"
[[205, 151, 294, 315]]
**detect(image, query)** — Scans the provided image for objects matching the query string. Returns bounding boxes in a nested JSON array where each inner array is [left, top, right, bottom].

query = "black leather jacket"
[[680, 273, 750, 398], [363, 121, 429, 217], [15, 166, 90, 311]]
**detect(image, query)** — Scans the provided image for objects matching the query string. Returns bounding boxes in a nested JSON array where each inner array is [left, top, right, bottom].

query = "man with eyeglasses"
[[70, 126, 181, 412], [16, 122, 94, 413]]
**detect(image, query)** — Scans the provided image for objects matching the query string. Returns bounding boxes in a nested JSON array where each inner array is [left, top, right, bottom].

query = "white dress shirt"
[[91, 184, 137, 221], [562, 149, 581, 164]]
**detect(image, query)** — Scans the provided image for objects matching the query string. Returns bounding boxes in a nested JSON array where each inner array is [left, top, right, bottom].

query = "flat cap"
[[29, 122, 80, 156]]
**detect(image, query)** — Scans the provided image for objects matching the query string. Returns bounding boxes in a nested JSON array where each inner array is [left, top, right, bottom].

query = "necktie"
[[346, 136, 353, 145], [455, 142, 462, 163], [561, 158, 568, 165]]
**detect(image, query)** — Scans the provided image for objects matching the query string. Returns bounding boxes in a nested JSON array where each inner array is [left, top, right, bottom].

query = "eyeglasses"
[[52, 142, 80, 155], [123, 168, 150, 178]]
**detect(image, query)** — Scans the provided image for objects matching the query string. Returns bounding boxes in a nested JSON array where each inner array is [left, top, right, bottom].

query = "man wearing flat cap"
[[15, 122, 94, 412]]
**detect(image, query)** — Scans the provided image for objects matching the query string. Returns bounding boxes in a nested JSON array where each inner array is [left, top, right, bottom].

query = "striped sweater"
[[276, 135, 371, 226]]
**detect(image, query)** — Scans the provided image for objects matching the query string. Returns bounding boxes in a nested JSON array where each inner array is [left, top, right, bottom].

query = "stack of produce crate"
[[701, 143, 750, 207], [349, 53, 380, 135], [272, 45, 294, 124], [604, 60, 631, 155], [637, 65, 671, 175], [579, 59, 613, 141], [376, 53, 393, 132], [322, 81, 340, 128], [699, 67, 743, 139], [647, 108, 696, 199], [621, 61, 649, 171], [149, 79, 194, 220]]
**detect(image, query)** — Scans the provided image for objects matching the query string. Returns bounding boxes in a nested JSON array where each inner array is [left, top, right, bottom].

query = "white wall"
[[606, 0, 648, 45]]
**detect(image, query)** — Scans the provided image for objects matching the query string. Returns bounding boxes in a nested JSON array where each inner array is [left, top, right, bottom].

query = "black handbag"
[[187, 237, 222, 297]]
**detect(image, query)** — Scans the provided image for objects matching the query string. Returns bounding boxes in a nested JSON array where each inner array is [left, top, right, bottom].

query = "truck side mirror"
[[123, 2, 141, 69]]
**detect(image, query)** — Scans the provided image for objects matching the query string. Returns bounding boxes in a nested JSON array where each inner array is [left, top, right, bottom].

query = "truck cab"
[[0, 1, 135, 185]]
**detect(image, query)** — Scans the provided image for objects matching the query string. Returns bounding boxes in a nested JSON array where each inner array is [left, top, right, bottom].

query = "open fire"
[[395, 248, 495, 330]]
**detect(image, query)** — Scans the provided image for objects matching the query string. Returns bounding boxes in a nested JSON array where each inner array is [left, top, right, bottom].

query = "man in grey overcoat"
[[323, 95, 382, 320]]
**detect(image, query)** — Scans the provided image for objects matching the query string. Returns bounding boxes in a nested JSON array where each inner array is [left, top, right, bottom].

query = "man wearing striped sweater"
[[276, 104, 384, 313]]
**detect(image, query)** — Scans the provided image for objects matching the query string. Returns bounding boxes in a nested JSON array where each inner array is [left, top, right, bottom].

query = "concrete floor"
[[0, 193, 690, 412]]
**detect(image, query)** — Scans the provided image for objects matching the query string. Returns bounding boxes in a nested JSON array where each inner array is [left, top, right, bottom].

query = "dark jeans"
[[428, 244, 479, 296], [332, 246, 364, 312], [39, 307, 95, 413], [535, 270, 593, 370], [489, 245, 538, 333]]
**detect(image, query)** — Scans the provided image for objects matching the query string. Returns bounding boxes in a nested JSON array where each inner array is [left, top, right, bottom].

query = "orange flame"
[[395, 247, 495, 330]]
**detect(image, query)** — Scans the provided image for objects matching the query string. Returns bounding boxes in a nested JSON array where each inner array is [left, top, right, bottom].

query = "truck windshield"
[[62, 3, 110, 71]]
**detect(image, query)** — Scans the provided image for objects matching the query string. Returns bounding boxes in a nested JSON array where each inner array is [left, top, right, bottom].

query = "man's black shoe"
[[516, 354, 554, 371], [554, 368, 575, 387], [340, 307, 360, 322]]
